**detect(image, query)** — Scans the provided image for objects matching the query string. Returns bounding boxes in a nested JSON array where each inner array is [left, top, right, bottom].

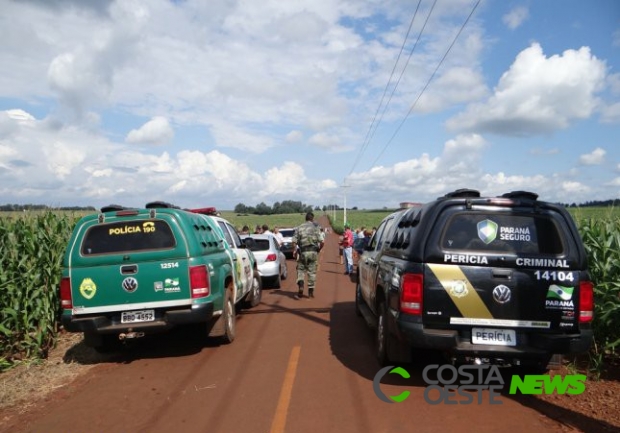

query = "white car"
[[278, 227, 296, 259], [241, 234, 288, 288]]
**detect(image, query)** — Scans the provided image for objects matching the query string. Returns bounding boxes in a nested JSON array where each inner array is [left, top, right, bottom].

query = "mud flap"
[[547, 354, 563, 370]]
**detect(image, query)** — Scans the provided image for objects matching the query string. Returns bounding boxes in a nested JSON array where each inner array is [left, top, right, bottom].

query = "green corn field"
[[0, 212, 78, 370], [575, 216, 620, 376], [1, 210, 619, 376]]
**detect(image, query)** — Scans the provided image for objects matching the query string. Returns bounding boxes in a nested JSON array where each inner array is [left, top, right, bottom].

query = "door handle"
[[492, 269, 512, 280], [120, 264, 138, 274]]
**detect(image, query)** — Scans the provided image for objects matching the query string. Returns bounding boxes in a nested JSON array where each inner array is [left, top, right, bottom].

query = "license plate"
[[472, 328, 516, 346], [121, 309, 155, 323]]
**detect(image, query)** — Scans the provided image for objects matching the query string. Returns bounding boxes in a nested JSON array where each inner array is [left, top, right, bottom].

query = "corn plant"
[[576, 217, 620, 377], [0, 212, 76, 370]]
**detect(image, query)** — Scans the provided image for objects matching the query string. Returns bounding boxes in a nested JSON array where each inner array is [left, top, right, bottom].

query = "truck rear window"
[[279, 229, 295, 238], [81, 220, 176, 255], [441, 213, 564, 255], [246, 239, 270, 252]]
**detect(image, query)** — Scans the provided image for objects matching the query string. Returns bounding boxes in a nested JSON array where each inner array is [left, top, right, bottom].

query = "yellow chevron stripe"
[[427, 263, 493, 319]]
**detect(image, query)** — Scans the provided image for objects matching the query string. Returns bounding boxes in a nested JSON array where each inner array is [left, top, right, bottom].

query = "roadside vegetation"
[[0, 207, 619, 380]]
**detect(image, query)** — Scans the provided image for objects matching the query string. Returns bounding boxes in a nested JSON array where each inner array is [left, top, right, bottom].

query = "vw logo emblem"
[[122, 277, 138, 293], [492, 285, 511, 304]]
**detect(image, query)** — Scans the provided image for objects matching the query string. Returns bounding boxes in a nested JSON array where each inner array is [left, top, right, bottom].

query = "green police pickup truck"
[[59, 202, 262, 352]]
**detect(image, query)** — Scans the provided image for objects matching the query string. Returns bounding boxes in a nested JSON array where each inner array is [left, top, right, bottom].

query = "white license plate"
[[472, 328, 516, 346], [121, 309, 155, 323]]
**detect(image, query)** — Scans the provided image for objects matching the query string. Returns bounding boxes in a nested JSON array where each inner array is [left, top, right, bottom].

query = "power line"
[[350, 0, 438, 178], [369, 0, 481, 169], [348, 0, 423, 177]]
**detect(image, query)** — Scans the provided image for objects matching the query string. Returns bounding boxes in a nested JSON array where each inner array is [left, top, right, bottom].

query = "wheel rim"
[[226, 298, 235, 333], [377, 311, 385, 356], [253, 277, 260, 296]]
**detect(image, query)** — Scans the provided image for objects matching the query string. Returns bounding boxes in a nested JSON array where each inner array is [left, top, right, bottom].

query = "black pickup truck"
[[355, 189, 594, 371]]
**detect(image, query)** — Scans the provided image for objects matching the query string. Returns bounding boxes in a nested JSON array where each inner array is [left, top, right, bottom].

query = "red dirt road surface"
[[0, 216, 590, 433]]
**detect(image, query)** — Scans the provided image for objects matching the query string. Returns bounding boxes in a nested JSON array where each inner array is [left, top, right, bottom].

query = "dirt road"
[[4, 216, 576, 433]]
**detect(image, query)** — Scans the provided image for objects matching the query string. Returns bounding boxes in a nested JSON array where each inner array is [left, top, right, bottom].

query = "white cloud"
[[579, 147, 606, 165], [209, 121, 275, 153], [417, 67, 488, 112], [0, 109, 339, 208], [607, 177, 620, 186], [446, 43, 607, 136], [600, 102, 620, 124], [286, 130, 303, 143], [43, 141, 86, 179], [0, 1, 617, 209], [308, 132, 341, 149], [263, 162, 307, 195], [502, 6, 529, 30], [126, 117, 174, 145]]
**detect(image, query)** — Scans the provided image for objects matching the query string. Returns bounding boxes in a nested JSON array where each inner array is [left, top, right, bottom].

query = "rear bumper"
[[280, 243, 294, 258], [61, 302, 215, 335], [258, 262, 280, 278], [395, 317, 593, 358]]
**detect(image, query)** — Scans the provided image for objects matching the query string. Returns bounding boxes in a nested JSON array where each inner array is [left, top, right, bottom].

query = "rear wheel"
[[376, 300, 412, 366], [355, 282, 363, 317], [377, 301, 389, 366], [221, 289, 236, 344], [243, 271, 262, 308], [273, 274, 282, 289]]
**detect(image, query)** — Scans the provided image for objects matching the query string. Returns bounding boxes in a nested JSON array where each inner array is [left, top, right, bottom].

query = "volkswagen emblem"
[[122, 277, 138, 293], [492, 285, 511, 304]]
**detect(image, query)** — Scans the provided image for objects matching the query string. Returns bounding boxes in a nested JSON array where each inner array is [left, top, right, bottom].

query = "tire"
[[273, 274, 281, 289], [220, 289, 236, 344], [355, 282, 363, 317], [377, 301, 390, 366], [243, 271, 262, 308], [282, 263, 288, 280]]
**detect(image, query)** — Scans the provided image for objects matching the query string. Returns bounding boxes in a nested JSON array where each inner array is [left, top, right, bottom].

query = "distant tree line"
[[0, 204, 96, 212], [234, 200, 315, 215], [564, 199, 620, 208]]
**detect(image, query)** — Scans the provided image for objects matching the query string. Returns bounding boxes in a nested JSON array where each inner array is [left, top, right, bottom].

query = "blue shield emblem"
[[477, 219, 498, 244]]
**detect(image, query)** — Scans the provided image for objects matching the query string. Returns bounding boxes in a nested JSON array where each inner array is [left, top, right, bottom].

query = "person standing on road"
[[292, 212, 324, 299], [342, 224, 354, 275], [273, 226, 284, 246]]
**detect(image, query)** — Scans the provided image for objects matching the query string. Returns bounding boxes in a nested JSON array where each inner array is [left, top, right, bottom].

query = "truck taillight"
[[400, 273, 423, 315], [190, 265, 210, 298], [60, 277, 73, 310], [579, 280, 594, 323], [266, 253, 277, 262]]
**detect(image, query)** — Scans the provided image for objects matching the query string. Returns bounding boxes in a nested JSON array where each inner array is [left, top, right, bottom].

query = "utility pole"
[[341, 182, 350, 226]]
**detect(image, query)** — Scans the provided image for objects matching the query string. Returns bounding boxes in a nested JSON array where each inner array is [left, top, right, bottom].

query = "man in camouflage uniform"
[[292, 212, 324, 299]]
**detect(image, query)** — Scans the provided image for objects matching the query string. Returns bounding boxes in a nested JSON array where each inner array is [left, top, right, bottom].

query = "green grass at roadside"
[[220, 209, 396, 233]]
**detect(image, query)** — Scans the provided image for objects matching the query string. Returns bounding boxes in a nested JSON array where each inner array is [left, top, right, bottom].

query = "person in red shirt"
[[342, 224, 354, 274]]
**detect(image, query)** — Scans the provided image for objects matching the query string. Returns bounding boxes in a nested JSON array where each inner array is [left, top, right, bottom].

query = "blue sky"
[[0, 0, 618, 210]]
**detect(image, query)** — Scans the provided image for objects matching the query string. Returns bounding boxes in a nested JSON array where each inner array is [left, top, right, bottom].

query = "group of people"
[[239, 224, 285, 245], [339, 225, 374, 274], [239, 215, 373, 301]]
